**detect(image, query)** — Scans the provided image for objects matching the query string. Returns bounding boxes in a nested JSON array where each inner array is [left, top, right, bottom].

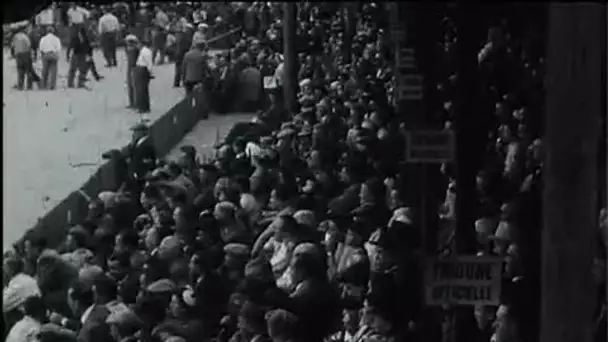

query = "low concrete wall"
[[17, 89, 209, 249]]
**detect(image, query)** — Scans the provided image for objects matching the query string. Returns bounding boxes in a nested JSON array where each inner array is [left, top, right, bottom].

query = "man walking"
[[133, 38, 154, 113], [38, 26, 62, 90], [98, 7, 120, 67], [152, 6, 169, 65], [11, 24, 38, 90], [125, 35, 140, 109], [67, 27, 93, 88]]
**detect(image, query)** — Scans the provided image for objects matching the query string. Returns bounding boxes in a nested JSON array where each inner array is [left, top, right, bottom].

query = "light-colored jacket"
[[6, 316, 41, 342]]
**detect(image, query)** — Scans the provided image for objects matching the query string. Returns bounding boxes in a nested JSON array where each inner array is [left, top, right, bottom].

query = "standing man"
[[133, 38, 154, 113], [35, 3, 56, 30], [182, 35, 209, 96], [28, 23, 42, 60], [124, 122, 157, 193], [125, 35, 140, 109], [11, 24, 39, 90], [67, 3, 89, 30], [191, 23, 209, 49], [38, 26, 62, 90], [173, 22, 193, 88], [98, 7, 120, 67]]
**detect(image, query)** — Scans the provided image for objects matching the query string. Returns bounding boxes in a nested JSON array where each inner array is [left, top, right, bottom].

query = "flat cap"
[[299, 78, 311, 88], [276, 128, 296, 140], [147, 278, 176, 293], [297, 126, 312, 137], [106, 307, 142, 328], [125, 34, 139, 42], [130, 122, 149, 131], [223, 243, 251, 258]]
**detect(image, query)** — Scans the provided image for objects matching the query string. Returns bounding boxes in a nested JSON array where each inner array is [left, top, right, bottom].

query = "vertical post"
[[540, 4, 602, 342], [605, 5, 608, 341], [454, 3, 482, 254], [282, 3, 298, 115]]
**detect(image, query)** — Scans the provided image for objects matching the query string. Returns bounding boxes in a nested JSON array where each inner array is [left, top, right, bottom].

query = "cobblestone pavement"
[[2, 47, 187, 250], [166, 112, 256, 162]]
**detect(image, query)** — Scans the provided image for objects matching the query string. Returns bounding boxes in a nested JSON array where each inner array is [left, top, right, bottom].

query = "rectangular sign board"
[[396, 46, 416, 70], [405, 130, 455, 163], [424, 255, 503, 306], [397, 74, 423, 101]]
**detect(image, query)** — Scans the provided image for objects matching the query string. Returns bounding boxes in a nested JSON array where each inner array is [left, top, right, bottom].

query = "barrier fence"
[[11, 26, 242, 251], [15, 87, 209, 250]]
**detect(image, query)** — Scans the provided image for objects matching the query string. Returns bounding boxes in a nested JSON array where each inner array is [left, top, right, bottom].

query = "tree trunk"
[[540, 4, 603, 342]]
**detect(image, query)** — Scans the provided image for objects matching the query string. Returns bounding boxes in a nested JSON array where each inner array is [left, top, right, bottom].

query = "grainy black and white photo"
[[2, 2, 606, 342]]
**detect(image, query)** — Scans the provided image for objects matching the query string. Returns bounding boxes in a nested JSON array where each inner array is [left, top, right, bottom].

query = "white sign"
[[405, 130, 455, 163], [424, 256, 503, 306], [264, 76, 279, 90], [397, 74, 423, 101]]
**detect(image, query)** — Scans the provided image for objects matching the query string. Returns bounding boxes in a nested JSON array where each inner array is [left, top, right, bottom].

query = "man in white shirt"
[[98, 7, 120, 67], [67, 4, 89, 26], [38, 26, 62, 90], [35, 4, 55, 27], [133, 39, 154, 113]]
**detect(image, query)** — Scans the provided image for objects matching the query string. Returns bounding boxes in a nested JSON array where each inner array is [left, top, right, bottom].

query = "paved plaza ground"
[[3, 47, 185, 250]]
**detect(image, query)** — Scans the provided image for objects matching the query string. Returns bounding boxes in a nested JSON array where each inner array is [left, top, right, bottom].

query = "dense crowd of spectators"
[[3, 3, 607, 342]]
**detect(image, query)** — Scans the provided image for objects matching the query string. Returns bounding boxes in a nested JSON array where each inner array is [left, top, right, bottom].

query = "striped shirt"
[[98, 13, 120, 34]]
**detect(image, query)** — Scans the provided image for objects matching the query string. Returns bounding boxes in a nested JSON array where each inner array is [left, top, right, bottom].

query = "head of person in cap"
[[106, 306, 142, 341], [62, 225, 91, 254], [265, 309, 300, 342], [125, 34, 139, 45], [167, 286, 197, 321], [192, 33, 207, 50], [178, 145, 197, 169], [235, 300, 268, 339], [364, 227, 399, 273], [130, 121, 149, 141], [223, 243, 251, 271], [147, 278, 176, 294]]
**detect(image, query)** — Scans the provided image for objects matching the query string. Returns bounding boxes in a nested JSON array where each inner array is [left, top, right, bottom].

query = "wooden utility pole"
[[282, 3, 298, 114], [454, 3, 483, 254], [540, 4, 603, 342]]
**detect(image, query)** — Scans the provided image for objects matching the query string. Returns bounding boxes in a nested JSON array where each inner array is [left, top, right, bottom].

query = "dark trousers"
[[127, 68, 136, 107], [67, 54, 88, 87], [100, 32, 117, 66], [184, 80, 200, 95], [133, 66, 151, 112], [152, 31, 167, 65], [88, 58, 101, 79], [173, 55, 184, 87], [15, 52, 40, 90]]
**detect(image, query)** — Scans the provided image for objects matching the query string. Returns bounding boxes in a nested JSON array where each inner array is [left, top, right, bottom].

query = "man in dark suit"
[[123, 122, 157, 193], [48, 279, 113, 342], [173, 23, 193, 88]]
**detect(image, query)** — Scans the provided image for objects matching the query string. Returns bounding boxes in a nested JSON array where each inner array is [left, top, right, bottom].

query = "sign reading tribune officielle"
[[424, 256, 503, 306]]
